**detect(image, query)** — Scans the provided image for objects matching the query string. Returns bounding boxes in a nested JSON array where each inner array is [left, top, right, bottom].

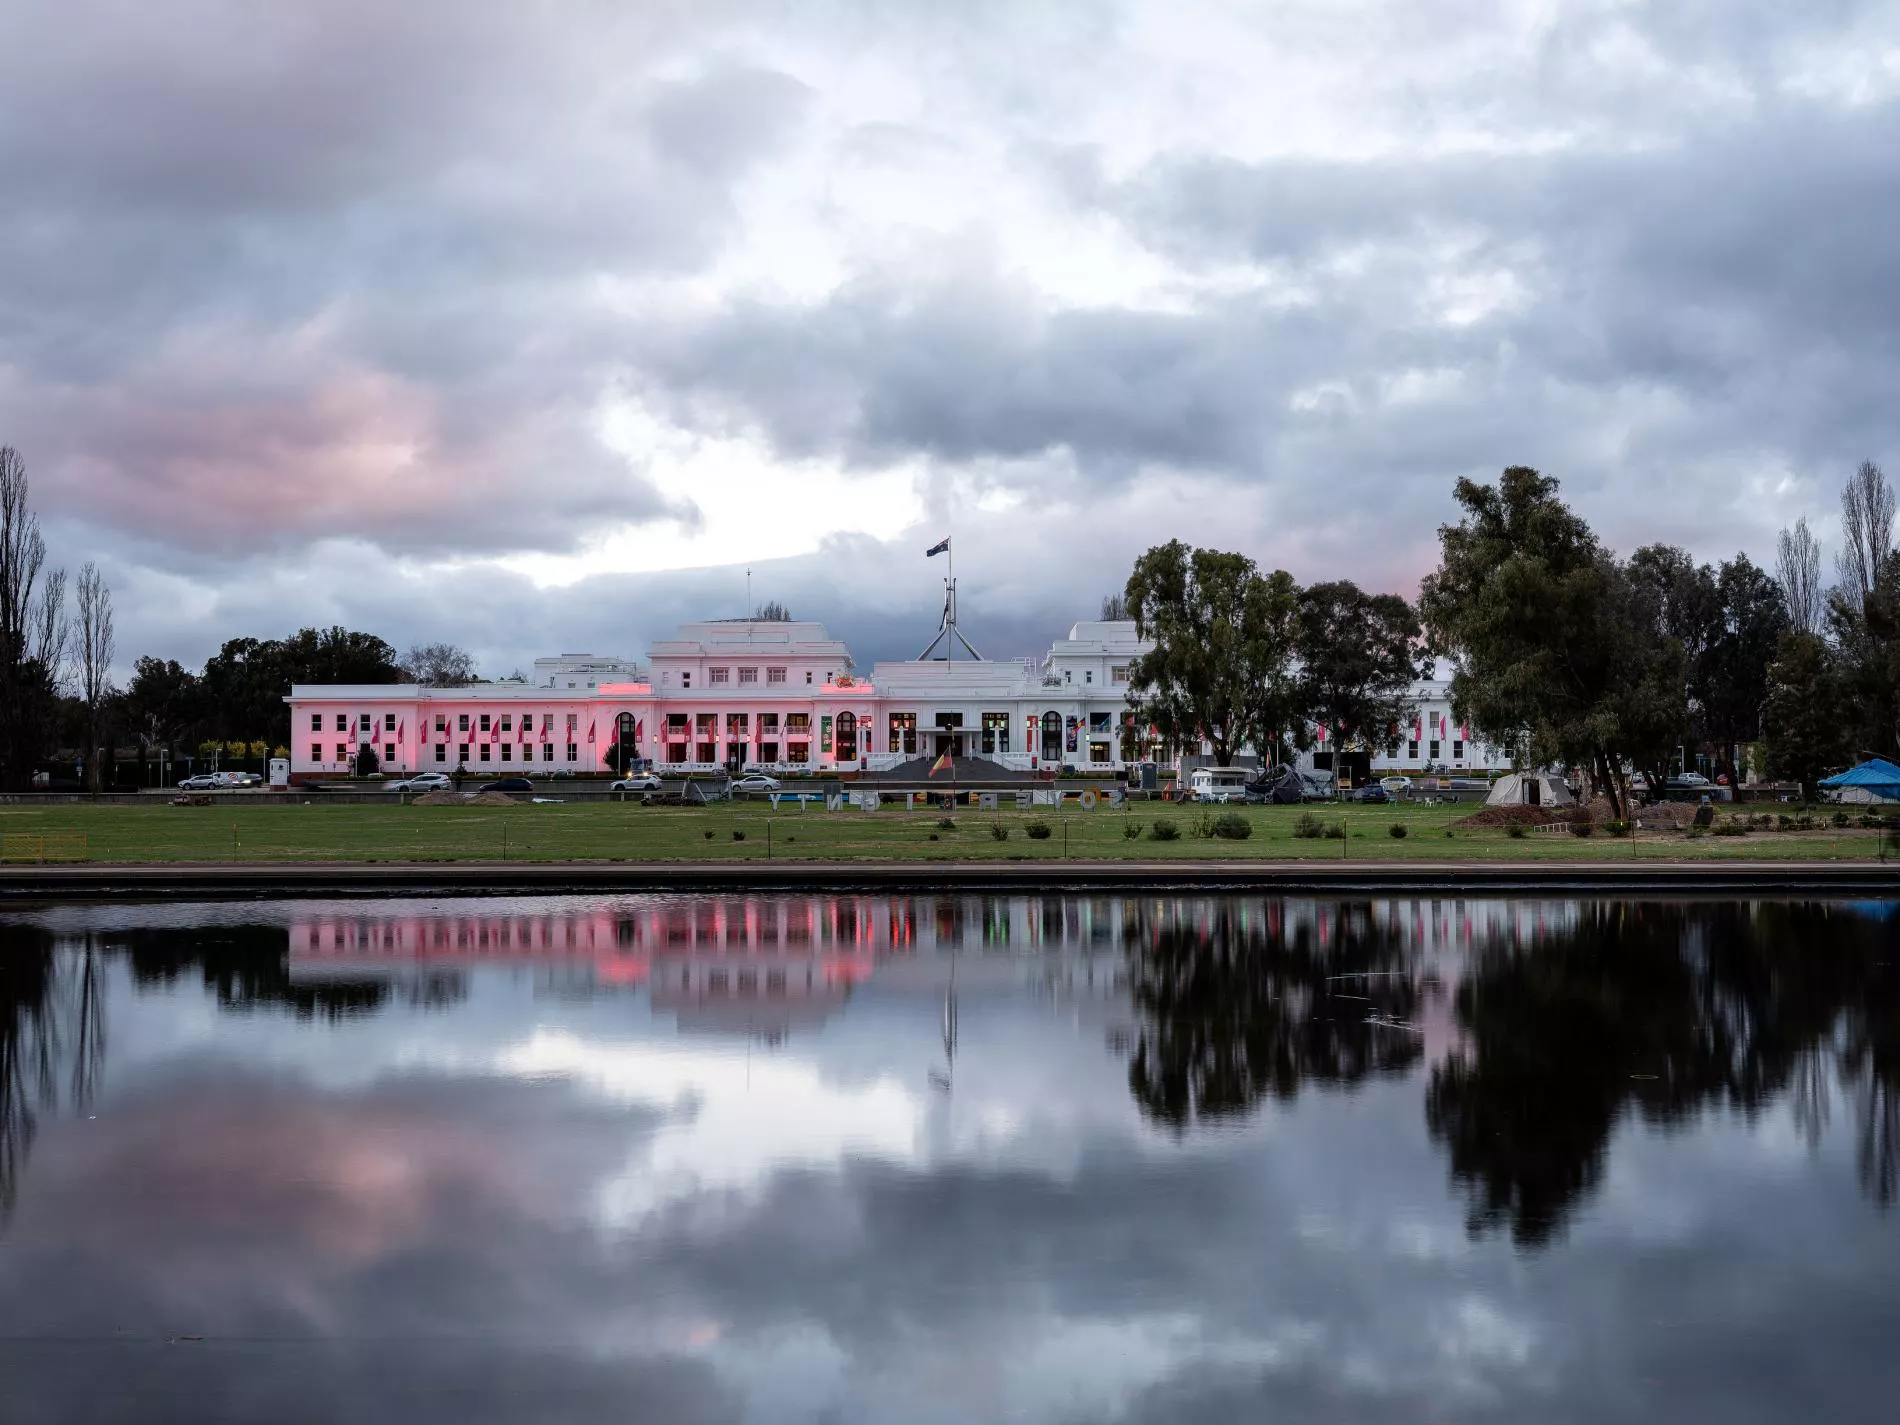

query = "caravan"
[[1188, 767, 1254, 803]]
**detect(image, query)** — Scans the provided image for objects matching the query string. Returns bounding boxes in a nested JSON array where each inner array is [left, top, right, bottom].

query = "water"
[[2, 894, 1897, 1424]]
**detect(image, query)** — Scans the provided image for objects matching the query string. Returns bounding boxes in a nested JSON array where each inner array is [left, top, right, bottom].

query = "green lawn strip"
[[0, 801, 1888, 864]]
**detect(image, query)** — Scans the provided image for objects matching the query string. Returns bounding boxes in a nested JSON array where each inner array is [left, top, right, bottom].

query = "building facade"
[[285, 616, 1512, 780]]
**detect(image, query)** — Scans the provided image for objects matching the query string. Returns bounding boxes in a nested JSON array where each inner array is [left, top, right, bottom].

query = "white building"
[[285, 615, 1510, 780]]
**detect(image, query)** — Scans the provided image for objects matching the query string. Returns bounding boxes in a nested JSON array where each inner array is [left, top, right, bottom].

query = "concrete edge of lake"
[[4, 859, 1898, 899]]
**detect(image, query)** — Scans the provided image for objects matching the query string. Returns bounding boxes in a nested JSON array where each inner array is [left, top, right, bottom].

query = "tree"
[[75, 562, 115, 794], [1826, 548, 1900, 760], [1777, 516, 1825, 635], [1763, 631, 1849, 799], [1123, 541, 1302, 767], [756, 600, 792, 622], [0, 448, 67, 792], [1836, 460, 1894, 615], [354, 743, 381, 777], [1615, 545, 1712, 794], [201, 626, 399, 746], [1695, 554, 1790, 781], [1099, 593, 1128, 621], [1419, 467, 1637, 817], [124, 656, 203, 754], [399, 642, 477, 687], [1292, 580, 1423, 758]]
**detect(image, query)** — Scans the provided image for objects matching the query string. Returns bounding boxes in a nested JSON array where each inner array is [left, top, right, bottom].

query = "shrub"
[[1389, 823, 1407, 839], [1123, 822, 1144, 840], [1605, 819, 1629, 837], [1149, 821, 1180, 842], [1712, 821, 1748, 836], [1323, 821, 1348, 840], [1211, 813, 1252, 840], [1025, 821, 1053, 840], [1567, 819, 1593, 838], [1507, 823, 1527, 839], [936, 816, 957, 830], [928, 833, 940, 841], [703, 829, 715, 840], [990, 823, 1009, 841], [1292, 812, 1326, 840], [1832, 808, 1850, 827], [732, 829, 746, 841]]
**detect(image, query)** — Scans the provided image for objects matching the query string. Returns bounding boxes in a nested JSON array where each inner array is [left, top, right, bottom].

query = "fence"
[[0, 831, 89, 863]]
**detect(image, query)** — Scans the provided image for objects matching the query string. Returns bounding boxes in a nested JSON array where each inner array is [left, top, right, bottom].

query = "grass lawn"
[[0, 799, 1890, 864]]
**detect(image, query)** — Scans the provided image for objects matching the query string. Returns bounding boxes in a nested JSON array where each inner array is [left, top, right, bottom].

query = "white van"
[[1189, 767, 1253, 803]]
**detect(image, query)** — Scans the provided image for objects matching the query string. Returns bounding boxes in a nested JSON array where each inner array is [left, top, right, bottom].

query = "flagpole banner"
[[925, 536, 950, 557]]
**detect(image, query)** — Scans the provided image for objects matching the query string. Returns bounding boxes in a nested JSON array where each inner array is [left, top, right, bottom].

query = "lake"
[[3, 894, 1897, 1424]]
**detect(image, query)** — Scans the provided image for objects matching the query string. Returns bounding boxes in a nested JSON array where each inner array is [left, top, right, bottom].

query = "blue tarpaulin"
[[1818, 759, 1900, 800]]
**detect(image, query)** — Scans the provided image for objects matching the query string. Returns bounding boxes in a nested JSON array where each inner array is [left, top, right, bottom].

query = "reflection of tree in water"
[[1123, 900, 1426, 1128], [103, 925, 444, 1018], [1428, 902, 1900, 1246], [2, 924, 104, 1223]]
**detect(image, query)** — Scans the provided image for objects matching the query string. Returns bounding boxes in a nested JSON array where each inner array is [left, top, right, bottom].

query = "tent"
[[1484, 771, 1575, 809], [1818, 759, 1900, 804]]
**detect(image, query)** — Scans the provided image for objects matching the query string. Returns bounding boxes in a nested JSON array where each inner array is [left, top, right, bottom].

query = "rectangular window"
[[566, 743, 578, 761], [696, 712, 716, 736], [458, 714, 470, 732], [1408, 740, 1419, 758], [310, 743, 321, 762], [682, 672, 691, 689], [336, 743, 348, 762], [726, 712, 748, 736], [889, 713, 916, 754], [934, 712, 964, 728], [787, 741, 810, 764], [385, 743, 395, 763], [480, 714, 491, 733], [360, 713, 372, 730], [520, 744, 532, 762], [760, 741, 779, 763], [982, 712, 1010, 754], [804, 671, 812, 684], [1111, 665, 1129, 683], [435, 745, 446, 763], [709, 667, 729, 684], [435, 715, 447, 733], [767, 667, 787, 684], [500, 744, 511, 762], [458, 743, 470, 763], [310, 713, 322, 732], [760, 712, 780, 732], [1452, 740, 1464, 759], [696, 740, 717, 763], [1089, 711, 1112, 732], [1429, 740, 1440, 760], [384, 713, 396, 731], [542, 743, 553, 762], [566, 714, 578, 733], [786, 712, 811, 733], [479, 744, 491, 761], [738, 667, 758, 684], [541, 713, 553, 732], [1090, 742, 1110, 763], [1085, 671, 1094, 684], [500, 715, 512, 733], [336, 714, 347, 732], [666, 712, 688, 732], [666, 741, 687, 764]]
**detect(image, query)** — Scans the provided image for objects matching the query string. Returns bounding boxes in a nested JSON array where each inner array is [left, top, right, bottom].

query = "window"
[[542, 743, 553, 761], [760, 741, 779, 763], [1111, 665, 1129, 684], [384, 713, 396, 731], [768, 667, 786, 684], [566, 743, 577, 761], [336, 743, 348, 762], [1408, 740, 1419, 758], [787, 740, 810, 764], [435, 715, 446, 733], [710, 667, 729, 684], [760, 712, 779, 732], [500, 744, 511, 762], [787, 713, 811, 732], [1064, 669, 1072, 684], [310, 713, 322, 732], [1085, 671, 1093, 684], [836, 710, 858, 761], [500, 715, 512, 733], [682, 672, 691, 689], [360, 713, 372, 730], [1090, 742, 1110, 763], [458, 743, 470, 763], [696, 740, 717, 763], [1452, 740, 1464, 759], [1041, 711, 1062, 761], [935, 712, 964, 728], [666, 741, 687, 763], [696, 712, 716, 736], [542, 713, 553, 732], [899, 713, 921, 752], [566, 713, 578, 733], [336, 714, 347, 732], [480, 714, 491, 733], [726, 713, 749, 735], [435, 745, 446, 763], [310, 743, 321, 762], [805, 671, 812, 685], [982, 712, 1010, 754], [385, 743, 395, 763], [480, 744, 491, 761], [458, 714, 470, 732], [1428, 740, 1440, 760]]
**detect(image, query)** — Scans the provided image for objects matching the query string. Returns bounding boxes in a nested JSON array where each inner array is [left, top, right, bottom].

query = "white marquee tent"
[[1484, 771, 1575, 809]]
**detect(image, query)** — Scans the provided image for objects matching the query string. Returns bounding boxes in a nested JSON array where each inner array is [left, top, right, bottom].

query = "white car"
[[729, 773, 781, 794], [177, 773, 221, 791], [389, 772, 453, 792], [610, 774, 663, 791], [1379, 776, 1412, 797]]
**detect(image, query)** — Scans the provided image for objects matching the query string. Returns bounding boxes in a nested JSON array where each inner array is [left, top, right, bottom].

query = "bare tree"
[[1836, 459, 1895, 612], [0, 448, 68, 791], [1777, 516, 1825, 635], [399, 642, 478, 687], [76, 562, 115, 793], [1100, 593, 1129, 620]]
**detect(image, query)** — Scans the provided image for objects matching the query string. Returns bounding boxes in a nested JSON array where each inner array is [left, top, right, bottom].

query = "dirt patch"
[[1632, 801, 1704, 831], [413, 791, 519, 807], [1452, 804, 1562, 830]]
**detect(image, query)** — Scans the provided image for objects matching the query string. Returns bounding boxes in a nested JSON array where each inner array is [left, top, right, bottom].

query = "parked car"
[[1352, 784, 1391, 804], [390, 772, 452, 792], [1379, 776, 1412, 797], [477, 777, 534, 794], [729, 773, 781, 795], [215, 770, 263, 788], [177, 773, 221, 790], [611, 774, 663, 792]]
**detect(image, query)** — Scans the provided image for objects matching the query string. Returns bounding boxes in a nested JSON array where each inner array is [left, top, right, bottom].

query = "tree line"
[[0, 447, 484, 791], [1121, 461, 1896, 812]]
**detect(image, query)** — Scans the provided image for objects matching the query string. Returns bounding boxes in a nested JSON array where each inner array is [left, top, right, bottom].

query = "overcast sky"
[[6, 0, 1899, 676]]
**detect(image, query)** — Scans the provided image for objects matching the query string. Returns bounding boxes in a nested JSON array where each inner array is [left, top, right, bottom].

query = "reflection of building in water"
[[288, 896, 1139, 1040]]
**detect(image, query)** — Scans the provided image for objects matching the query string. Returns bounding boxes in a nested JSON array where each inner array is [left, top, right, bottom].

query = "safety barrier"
[[0, 831, 89, 863]]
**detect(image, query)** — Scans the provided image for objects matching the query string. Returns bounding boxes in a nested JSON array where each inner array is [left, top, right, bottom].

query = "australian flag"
[[926, 536, 950, 557]]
